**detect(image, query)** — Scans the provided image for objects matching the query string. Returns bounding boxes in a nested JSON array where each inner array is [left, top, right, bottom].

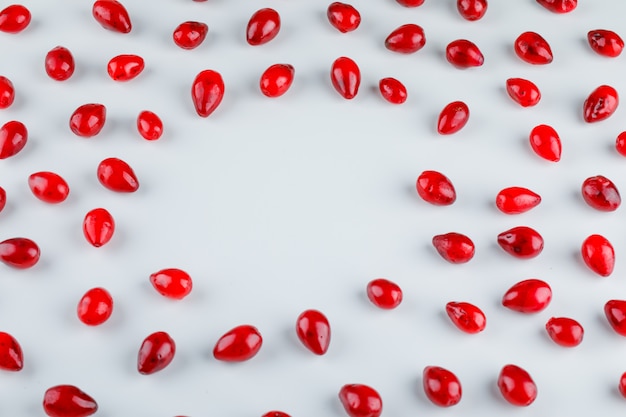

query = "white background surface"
[[1, 0, 626, 415]]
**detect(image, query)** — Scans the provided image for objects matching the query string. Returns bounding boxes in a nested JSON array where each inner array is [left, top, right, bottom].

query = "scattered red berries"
[[173, 21, 209, 50], [0, 237, 40, 269], [0, 4, 31, 33], [502, 279, 552, 313], [83, 208, 115, 247], [605, 300, 626, 336], [432, 232, 475, 264], [149, 268, 193, 300], [107, 54, 144, 81], [45, 46, 75, 81], [327, 2, 361, 33], [0, 331, 23, 371], [536, 0, 577, 13], [138, 331, 176, 374], [497, 226, 544, 259], [331, 57, 361, 99], [497, 364, 537, 406], [296, 309, 331, 355], [69, 103, 107, 137], [581, 175, 621, 211], [588, 29, 624, 58], [384, 24, 426, 54], [0, 120, 27, 159], [416, 170, 456, 206], [514, 31, 553, 65], [92, 0, 132, 33], [43, 385, 98, 417], [191, 69, 225, 117], [545, 317, 584, 347], [445, 301, 486, 334], [246, 8, 281, 46], [0, 76, 15, 109], [338, 384, 382, 417], [137, 110, 163, 140], [260, 64, 295, 98], [583, 85, 619, 123], [97, 157, 139, 193], [28, 171, 70, 204], [378, 77, 407, 104], [529, 124, 561, 162], [437, 101, 470, 134], [366, 278, 403, 309], [423, 366, 462, 407], [505, 78, 541, 107], [77, 287, 114, 326], [496, 187, 541, 214], [457, 0, 488, 21], [213, 324, 262, 362], [581, 234, 615, 277], [445, 40, 484, 68]]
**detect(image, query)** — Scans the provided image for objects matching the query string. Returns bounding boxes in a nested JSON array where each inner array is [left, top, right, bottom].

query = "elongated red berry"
[[502, 279, 551, 313], [260, 64, 294, 98], [149, 268, 192, 300], [581, 234, 615, 277], [262, 412, 291, 417], [445, 301, 486, 334], [69, 103, 106, 137], [45, 46, 75, 81], [616, 132, 626, 156], [497, 226, 543, 259], [432, 232, 474, 264], [338, 384, 382, 417], [331, 57, 360, 99], [0, 331, 23, 371], [366, 278, 403, 309], [536, 0, 576, 13], [0, 237, 40, 269], [496, 187, 541, 214], [378, 78, 407, 104], [191, 69, 225, 117], [246, 8, 280, 45], [173, 21, 208, 50], [529, 124, 561, 162], [97, 157, 139, 193], [0, 120, 27, 159], [384, 24, 426, 54], [497, 364, 537, 406], [137, 110, 163, 140], [446, 40, 484, 68], [416, 170, 456, 206], [588, 29, 623, 58], [28, 172, 70, 204], [514, 32, 553, 64], [43, 385, 98, 417], [0, 4, 31, 33], [0, 76, 15, 109], [92, 0, 132, 33], [0, 186, 5, 213], [327, 2, 360, 33], [506, 78, 541, 107], [213, 324, 262, 362], [423, 366, 462, 407], [437, 101, 469, 134], [296, 309, 331, 355], [77, 287, 113, 326], [138, 331, 176, 374], [83, 208, 114, 247], [107, 54, 144, 81], [545, 317, 583, 347], [396, 0, 424, 6], [457, 0, 487, 21], [583, 85, 618, 123], [605, 300, 626, 336], [620, 373, 626, 398], [581, 175, 620, 211]]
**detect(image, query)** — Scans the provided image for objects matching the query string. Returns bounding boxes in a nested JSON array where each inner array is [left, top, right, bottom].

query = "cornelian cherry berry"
[[260, 64, 295, 98], [529, 124, 561, 162], [246, 8, 280, 46], [338, 384, 382, 417], [605, 300, 626, 336], [92, 0, 132, 33], [545, 317, 583, 347], [45, 46, 75, 81], [620, 373, 626, 398], [28, 172, 70, 204], [496, 187, 541, 214], [137, 110, 163, 140], [416, 170, 456, 206], [77, 287, 113, 326], [69, 103, 106, 137], [97, 157, 139, 193], [384, 24, 426, 54], [173, 21, 208, 50], [378, 78, 407, 104], [446, 40, 484, 68], [0, 237, 40, 269], [581, 234, 615, 277], [138, 331, 176, 374], [0, 4, 31, 33], [581, 175, 620, 211], [0, 332, 23, 371], [107, 54, 144, 81], [506, 78, 541, 107], [432, 232, 475, 264], [445, 301, 486, 334], [0, 76, 15, 109], [457, 0, 487, 21], [296, 309, 331, 355], [43, 385, 98, 417], [0, 120, 27, 159], [583, 85, 619, 123], [395, 0, 424, 6], [149, 268, 193, 300], [502, 279, 551, 313], [331, 57, 360, 100], [514, 31, 553, 65], [366, 278, 403, 309], [327, 3, 361, 33], [423, 366, 462, 407], [588, 30, 624, 58], [213, 325, 262, 362], [497, 226, 544, 259], [83, 208, 115, 247], [262, 412, 291, 417], [536, 0, 577, 13], [616, 132, 626, 156], [0, 186, 5, 213], [437, 101, 469, 134], [191, 69, 225, 117], [497, 364, 537, 406]]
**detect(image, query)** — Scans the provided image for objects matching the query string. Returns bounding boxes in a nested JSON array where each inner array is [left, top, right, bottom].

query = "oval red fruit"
[[173, 21, 208, 50], [432, 232, 475, 264], [262, 412, 291, 417], [583, 85, 618, 123], [616, 132, 626, 156], [43, 385, 98, 417], [457, 0, 487, 21], [0, 76, 15, 109], [97, 157, 139, 193], [445, 301, 486, 334], [69, 103, 106, 137], [338, 384, 382, 417], [497, 226, 544, 259], [0, 186, 5, 213], [514, 31, 553, 64], [191, 69, 225, 117], [246, 8, 280, 46], [0, 237, 40, 269], [446, 39, 484, 68], [581, 234, 615, 277], [149, 268, 193, 300], [0, 4, 31, 33], [502, 279, 551, 313], [260, 64, 295, 98], [137, 110, 163, 140], [529, 124, 561, 162], [581, 175, 620, 211], [331, 57, 360, 99], [395, 0, 424, 6], [605, 300, 626, 336], [83, 208, 115, 247], [0, 120, 27, 159], [437, 101, 469, 134], [327, 2, 361, 33], [45, 46, 75, 81], [296, 309, 331, 355], [416, 170, 456, 206], [28, 172, 70, 204], [423, 366, 462, 407], [378, 78, 407, 104], [545, 317, 583, 347], [366, 278, 403, 309], [0, 331, 23, 371], [588, 29, 624, 58], [497, 364, 537, 406], [495, 187, 541, 214], [536, 0, 577, 13], [77, 287, 113, 326], [107, 54, 144, 81], [620, 373, 626, 398], [138, 331, 176, 374], [92, 0, 132, 33], [506, 78, 541, 107], [213, 324, 262, 362], [384, 24, 426, 54]]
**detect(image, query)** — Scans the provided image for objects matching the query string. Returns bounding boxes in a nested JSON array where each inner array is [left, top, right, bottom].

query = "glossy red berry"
[[432, 232, 475, 264], [173, 21, 208, 50], [43, 385, 98, 417], [138, 331, 176, 374], [581, 234, 615, 277], [416, 170, 456, 206], [616, 132, 626, 156], [605, 300, 626, 336], [28, 172, 70, 204], [262, 412, 291, 417], [0, 4, 31, 33], [246, 8, 280, 46], [0, 331, 23, 371], [445, 301, 486, 334], [496, 187, 541, 214], [296, 309, 331, 355], [149, 268, 193, 300], [0, 237, 40, 269], [97, 157, 139, 193], [395, 0, 424, 6], [497, 365, 537, 406], [327, 2, 361, 33], [92, 0, 132, 33], [83, 208, 115, 247], [366, 278, 403, 309], [446, 40, 484, 68], [0, 120, 27, 159], [107, 54, 144, 81], [45, 46, 75, 81], [536, 0, 577, 13], [378, 78, 407, 104], [581, 175, 620, 211], [545, 317, 583, 347], [457, 0, 487, 21], [191, 69, 225, 117], [423, 366, 462, 407], [502, 279, 551, 313], [514, 32, 553, 65], [0, 76, 15, 109], [506, 78, 541, 107], [620, 373, 626, 398], [69, 103, 106, 137], [260, 64, 295, 98], [213, 324, 262, 362], [0, 186, 5, 213], [529, 124, 561, 162], [77, 287, 113, 326], [437, 101, 469, 134], [497, 226, 544, 259], [331, 57, 360, 100], [137, 110, 163, 140], [384, 24, 426, 54], [583, 85, 619, 123], [588, 30, 623, 58], [338, 384, 382, 417]]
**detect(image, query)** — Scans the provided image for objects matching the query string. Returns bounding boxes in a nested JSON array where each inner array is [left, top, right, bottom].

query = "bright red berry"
[[0, 237, 40, 269], [77, 287, 113, 326], [545, 317, 583, 347], [583, 85, 619, 123], [0, 331, 23, 371], [605, 300, 626, 336], [366, 278, 403, 309], [213, 324, 262, 362], [83, 208, 115, 247], [529, 124, 561, 162], [432, 232, 475, 264], [107, 54, 144, 81], [246, 8, 280, 46], [0, 186, 5, 213], [581, 234, 615, 277], [327, 3, 361, 33], [173, 21, 208, 50], [338, 384, 382, 417], [0, 4, 31, 33], [497, 226, 544, 259], [620, 373, 626, 398], [97, 157, 139, 193], [445, 301, 486, 334], [581, 175, 620, 211], [138, 331, 176, 374], [416, 170, 456, 206], [45, 46, 75, 81], [437, 101, 469, 134], [92, 0, 132, 33], [456, 0, 487, 21], [191, 69, 225, 117], [378, 78, 407, 104], [588, 29, 624, 58], [617, 132, 626, 156], [497, 365, 537, 406], [0, 76, 15, 109], [43, 385, 98, 417], [137, 110, 163, 140], [262, 412, 291, 417], [502, 279, 551, 313], [514, 31, 553, 65], [28, 171, 70, 204], [296, 309, 331, 355], [423, 366, 462, 407], [260, 64, 295, 98], [536, 0, 577, 13], [69, 103, 106, 137], [384, 24, 426, 54], [506, 78, 541, 107], [496, 187, 541, 214], [0, 120, 27, 159], [446, 40, 484, 68], [149, 268, 193, 300], [331, 57, 360, 99], [395, 0, 424, 6]]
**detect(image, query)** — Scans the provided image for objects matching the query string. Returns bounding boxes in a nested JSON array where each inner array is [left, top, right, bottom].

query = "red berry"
[[0, 186, 5, 213], [296, 309, 331, 355], [620, 373, 626, 398], [445, 40, 484, 68], [416, 170, 456, 206], [581, 175, 620, 211], [173, 21, 208, 50], [137, 331, 176, 374], [496, 187, 541, 214], [384, 24, 426, 54], [0, 76, 15, 109], [28, 171, 70, 204], [529, 124, 561, 162], [497, 226, 544, 259], [0, 237, 40, 269], [497, 364, 537, 406], [92, 0, 132, 33], [83, 208, 115, 247], [395, 0, 424, 6], [366, 278, 403, 309], [107, 54, 144, 81], [502, 279, 551, 313], [456, 0, 487, 21], [514, 31, 553, 65], [432, 232, 475, 264], [605, 300, 626, 336], [330, 57, 360, 100], [69, 103, 106, 137], [378, 78, 407, 104], [437, 101, 469, 134], [0, 331, 23, 371], [545, 317, 583, 347], [445, 301, 486, 334], [213, 324, 262, 362], [583, 85, 619, 123], [0, 120, 27, 159], [97, 157, 139, 193], [246, 8, 280, 46], [43, 385, 98, 417], [77, 287, 113, 326], [136, 110, 163, 140], [260, 64, 295, 98], [191, 69, 225, 117], [262, 412, 291, 417], [617, 132, 626, 156], [338, 384, 382, 417], [45, 46, 75, 81], [327, 2, 361, 33], [536, 0, 577, 13], [505, 78, 541, 107], [581, 234, 615, 277], [423, 366, 462, 407], [149, 268, 193, 300], [588, 29, 624, 58], [0, 4, 31, 33]]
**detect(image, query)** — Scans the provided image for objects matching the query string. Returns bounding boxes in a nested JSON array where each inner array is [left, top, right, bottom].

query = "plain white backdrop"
[[1, 0, 626, 415]]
